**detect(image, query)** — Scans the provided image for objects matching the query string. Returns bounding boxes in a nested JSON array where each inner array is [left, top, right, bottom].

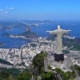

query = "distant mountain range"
[[0, 22, 27, 31], [2, 23, 38, 39], [0, 20, 54, 31], [22, 20, 53, 23]]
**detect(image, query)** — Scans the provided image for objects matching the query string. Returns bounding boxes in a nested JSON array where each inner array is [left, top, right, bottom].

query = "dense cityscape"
[[0, 0, 80, 80], [0, 29, 80, 80]]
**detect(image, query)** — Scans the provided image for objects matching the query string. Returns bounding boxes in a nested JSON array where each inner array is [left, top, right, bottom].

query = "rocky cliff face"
[[18, 24, 38, 38], [26, 26, 31, 31]]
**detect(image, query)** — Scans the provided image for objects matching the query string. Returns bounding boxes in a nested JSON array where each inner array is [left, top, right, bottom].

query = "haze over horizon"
[[0, 0, 80, 20]]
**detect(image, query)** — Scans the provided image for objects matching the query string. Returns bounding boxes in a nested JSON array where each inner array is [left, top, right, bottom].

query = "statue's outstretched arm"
[[46, 30, 57, 35], [61, 29, 71, 34]]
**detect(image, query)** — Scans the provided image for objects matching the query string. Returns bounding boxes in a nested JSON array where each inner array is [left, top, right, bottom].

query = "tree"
[[40, 72, 55, 80], [73, 65, 80, 75], [0, 68, 20, 78], [55, 68, 76, 80], [0, 70, 13, 80], [33, 51, 46, 74], [16, 71, 32, 80], [48, 65, 52, 70], [55, 68, 64, 75]]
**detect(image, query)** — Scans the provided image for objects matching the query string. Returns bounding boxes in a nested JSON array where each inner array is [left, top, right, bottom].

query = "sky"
[[0, 0, 80, 20]]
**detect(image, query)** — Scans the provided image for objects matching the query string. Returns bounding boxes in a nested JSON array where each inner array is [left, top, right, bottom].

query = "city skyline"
[[0, 0, 80, 20]]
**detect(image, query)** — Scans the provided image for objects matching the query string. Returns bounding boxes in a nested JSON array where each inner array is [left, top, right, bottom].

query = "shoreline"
[[9, 34, 38, 40]]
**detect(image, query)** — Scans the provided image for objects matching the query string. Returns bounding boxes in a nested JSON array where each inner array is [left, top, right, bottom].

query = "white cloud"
[[6, 7, 8, 9], [0, 10, 3, 12], [6, 7, 14, 10], [9, 7, 14, 10], [0, 7, 13, 16], [5, 11, 8, 14], [0, 13, 4, 14]]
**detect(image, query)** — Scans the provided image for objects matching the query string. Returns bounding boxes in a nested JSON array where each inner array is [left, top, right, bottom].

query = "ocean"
[[31, 20, 80, 38], [0, 20, 80, 48]]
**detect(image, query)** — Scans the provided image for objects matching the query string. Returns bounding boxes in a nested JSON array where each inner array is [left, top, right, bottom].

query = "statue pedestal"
[[54, 53, 64, 61]]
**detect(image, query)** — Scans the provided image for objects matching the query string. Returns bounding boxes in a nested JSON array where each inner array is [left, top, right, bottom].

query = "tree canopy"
[[33, 51, 47, 74], [16, 71, 32, 80]]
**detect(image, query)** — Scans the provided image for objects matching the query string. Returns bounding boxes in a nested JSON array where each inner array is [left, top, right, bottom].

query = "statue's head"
[[57, 25, 61, 30]]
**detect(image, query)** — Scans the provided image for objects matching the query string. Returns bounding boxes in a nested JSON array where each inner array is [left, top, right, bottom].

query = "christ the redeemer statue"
[[46, 25, 71, 61]]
